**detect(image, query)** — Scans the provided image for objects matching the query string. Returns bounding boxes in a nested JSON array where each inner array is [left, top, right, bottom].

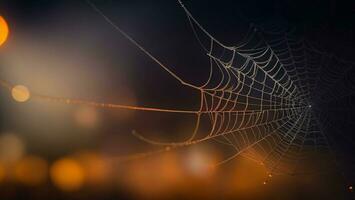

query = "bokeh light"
[[228, 156, 267, 192], [0, 163, 5, 183], [74, 152, 110, 186], [0, 16, 9, 46], [50, 158, 85, 192], [123, 152, 183, 196], [184, 147, 217, 178], [0, 133, 25, 164], [14, 155, 48, 186], [11, 85, 30, 103], [74, 106, 99, 129]]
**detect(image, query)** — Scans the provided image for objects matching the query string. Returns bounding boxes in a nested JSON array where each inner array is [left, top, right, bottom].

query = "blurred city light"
[[0, 133, 25, 164], [0, 16, 9, 46], [11, 85, 30, 103], [50, 158, 85, 192], [13, 155, 48, 186]]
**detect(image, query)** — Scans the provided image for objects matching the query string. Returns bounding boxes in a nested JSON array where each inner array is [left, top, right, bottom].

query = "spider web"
[[166, 2, 330, 176], [80, 0, 355, 180]]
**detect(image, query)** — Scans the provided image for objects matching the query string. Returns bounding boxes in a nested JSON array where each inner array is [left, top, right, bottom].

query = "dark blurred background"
[[0, 0, 354, 199]]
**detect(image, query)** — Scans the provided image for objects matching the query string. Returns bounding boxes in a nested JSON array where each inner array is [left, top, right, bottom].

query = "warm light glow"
[[0, 133, 25, 164], [74, 106, 99, 129], [268, 174, 272, 178], [228, 157, 267, 192], [0, 163, 5, 183], [50, 158, 85, 191], [349, 186, 353, 190], [184, 148, 217, 178], [75, 152, 110, 186], [123, 153, 183, 196], [263, 181, 267, 185], [11, 85, 30, 102], [14, 155, 48, 186], [0, 16, 9, 46]]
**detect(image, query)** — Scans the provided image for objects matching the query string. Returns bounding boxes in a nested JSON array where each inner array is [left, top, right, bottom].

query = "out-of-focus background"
[[0, 0, 354, 199]]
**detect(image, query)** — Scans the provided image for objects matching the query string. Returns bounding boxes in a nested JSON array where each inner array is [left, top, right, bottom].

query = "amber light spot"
[[0, 16, 9, 46], [228, 157, 267, 191], [0, 163, 5, 183], [14, 155, 48, 186], [11, 85, 30, 103], [50, 158, 85, 191], [0, 133, 25, 164], [123, 153, 183, 196], [75, 152, 110, 186], [74, 106, 99, 129]]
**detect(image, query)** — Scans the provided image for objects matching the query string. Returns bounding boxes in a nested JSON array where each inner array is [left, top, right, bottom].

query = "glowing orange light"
[[0, 16, 9, 46], [349, 186, 353, 191], [0, 163, 5, 183], [11, 85, 30, 102], [74, 106, 99, 129], [14, 155, 48, 186], [268, 174, 272, 178], [75, 152, 110, 186], [0, 133, 25, 164], [123, 153, 183, 196], [184, 148, 217, 178], [229, 157, 267, 191], [50, 158, 85, 191]]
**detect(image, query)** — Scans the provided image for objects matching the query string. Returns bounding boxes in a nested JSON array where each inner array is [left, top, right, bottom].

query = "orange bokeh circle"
[[0, 16, 9, 46]]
